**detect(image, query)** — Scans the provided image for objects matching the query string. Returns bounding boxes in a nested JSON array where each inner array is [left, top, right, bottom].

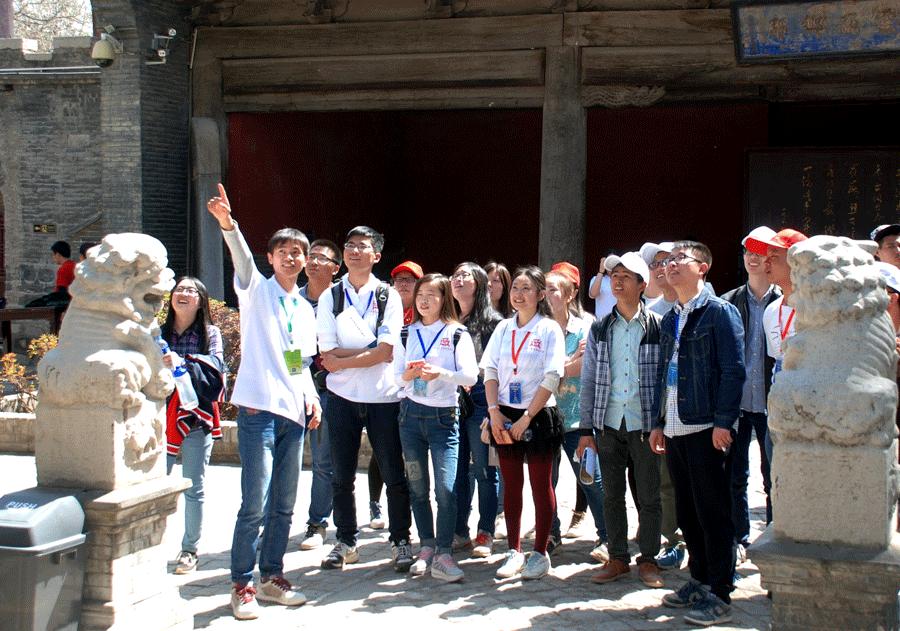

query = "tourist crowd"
[[155, 184, 900, 626]]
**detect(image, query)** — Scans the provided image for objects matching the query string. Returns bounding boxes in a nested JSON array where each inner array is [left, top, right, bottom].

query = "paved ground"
[[1, 442, 771, 630]]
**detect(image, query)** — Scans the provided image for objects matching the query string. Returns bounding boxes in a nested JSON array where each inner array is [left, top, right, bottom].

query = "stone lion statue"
[[769, 235, 899, 449]]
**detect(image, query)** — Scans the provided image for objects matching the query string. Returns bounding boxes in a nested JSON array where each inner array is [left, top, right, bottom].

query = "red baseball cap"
[[744, 228, 808, 256], [391, 260, 423, 279], [549, 261, 581, 288]]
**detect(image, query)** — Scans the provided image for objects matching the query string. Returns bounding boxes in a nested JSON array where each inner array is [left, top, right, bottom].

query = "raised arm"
[[207, 183, 256, 289]]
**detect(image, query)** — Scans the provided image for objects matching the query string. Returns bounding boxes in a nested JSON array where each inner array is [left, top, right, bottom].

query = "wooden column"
[[191, 117, 225, 300], [539, 46, 585, 271]]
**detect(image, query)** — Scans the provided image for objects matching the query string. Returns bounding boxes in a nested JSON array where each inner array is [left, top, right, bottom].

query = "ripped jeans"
[[398, 398, 460, 554]]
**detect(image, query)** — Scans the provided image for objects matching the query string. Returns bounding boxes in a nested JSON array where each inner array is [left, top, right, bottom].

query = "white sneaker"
[[521, 551, 551, 580], [300, 524, 326, 551], [410, 546, 435, 576], [590, 541, 610, 563], [231, 583, 260, 620], [495, 549, 526, 579], [735, 543, 748, 566], [431, 553, 465, 583], [472, 531, 494, 558], [258, 576, 307, 606], [494, 513, 507, 540]]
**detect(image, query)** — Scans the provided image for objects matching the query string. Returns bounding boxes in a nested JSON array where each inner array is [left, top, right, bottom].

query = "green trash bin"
[[0, 487, 87, 631]]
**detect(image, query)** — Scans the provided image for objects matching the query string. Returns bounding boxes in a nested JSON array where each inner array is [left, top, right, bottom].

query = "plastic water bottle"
[[156, 337, 199, 410]]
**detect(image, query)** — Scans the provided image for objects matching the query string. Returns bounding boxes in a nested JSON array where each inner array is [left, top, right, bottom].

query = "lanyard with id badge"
[[279, 296, 304, 376], [413, 324, 447, 397], [666, 311, 683, 394], [508, 328, 531, 404]]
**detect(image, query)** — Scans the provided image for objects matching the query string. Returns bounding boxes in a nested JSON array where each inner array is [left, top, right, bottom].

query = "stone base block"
[[772, 440, 898, 548], [77, 476, 191, 631], [751, 529, 900, 631], [36, 401, 165, 491]]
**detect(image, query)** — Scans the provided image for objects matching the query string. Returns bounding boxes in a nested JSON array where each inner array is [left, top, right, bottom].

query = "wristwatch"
[[522, 410, 532, 419]]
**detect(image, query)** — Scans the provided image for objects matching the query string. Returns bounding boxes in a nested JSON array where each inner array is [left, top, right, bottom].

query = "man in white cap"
[[720, 227, 781, 565], [577, 252, 665, 589], [640, 242, 679, 317], [872, 224, 900, 269]]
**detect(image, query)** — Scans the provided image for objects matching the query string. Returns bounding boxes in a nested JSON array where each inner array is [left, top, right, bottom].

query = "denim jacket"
[[579, 303, 662, 435], [652, 288, 746, 430]]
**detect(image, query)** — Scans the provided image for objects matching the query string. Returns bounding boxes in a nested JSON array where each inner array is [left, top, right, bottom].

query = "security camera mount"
[[146, 28, 177, 65], [99, 25, 123, 54]]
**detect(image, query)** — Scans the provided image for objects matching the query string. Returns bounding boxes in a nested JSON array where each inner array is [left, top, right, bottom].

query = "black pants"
[[666, 428, 736, 603]]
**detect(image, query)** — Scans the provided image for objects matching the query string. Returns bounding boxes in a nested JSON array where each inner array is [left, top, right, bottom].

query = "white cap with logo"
[[604, 251, 651, 284]]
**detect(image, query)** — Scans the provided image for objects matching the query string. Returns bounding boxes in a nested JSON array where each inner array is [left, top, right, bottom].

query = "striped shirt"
[[663, 290, 713, 438]]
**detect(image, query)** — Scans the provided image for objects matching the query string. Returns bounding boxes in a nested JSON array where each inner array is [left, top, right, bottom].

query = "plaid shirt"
[[579, 303, 662, 435], [169, 325, 224, 362]]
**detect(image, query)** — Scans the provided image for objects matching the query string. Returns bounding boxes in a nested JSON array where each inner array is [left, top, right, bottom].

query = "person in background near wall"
[[78, 242, 99, 262], [299, 239, 343, 551], [450, 262, 503, 558], [872, 224, 900, 269], [207, 184, 321, 620], [161, 277, 227, 576], [485, 261, 513, 318], [588, 252, 617, 320], [874, 261, 900, 531], [51, 241, 76, 293], [545, 262, 608, 563], [483, 266, 566, 581], [650, 241, 745, 628], [720, 227, 780, 567], [396, 273, 478, 582], [641, 242, 677, 317], [363, 260, 425, 531], [578, 252, 664, 590], [744, 227, 808, 467]]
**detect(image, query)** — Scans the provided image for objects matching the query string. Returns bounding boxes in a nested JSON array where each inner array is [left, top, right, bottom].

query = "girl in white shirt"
[[396, 273, 478, 582], [482, 266, 566, 581]]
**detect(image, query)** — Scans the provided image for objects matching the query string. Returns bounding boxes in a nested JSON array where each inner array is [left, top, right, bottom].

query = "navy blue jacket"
[[652, 288, 746, 431]]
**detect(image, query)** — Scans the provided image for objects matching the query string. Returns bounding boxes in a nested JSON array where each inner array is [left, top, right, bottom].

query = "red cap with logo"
[[549, 261, 581, 288], [744, 228, 808, 256], [391, 260, 424, 279]]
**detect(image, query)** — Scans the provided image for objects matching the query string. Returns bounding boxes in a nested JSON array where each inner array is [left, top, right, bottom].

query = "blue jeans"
[[731, 410, 772, 543], [398, 399, 460, 554], [307, 391, 333, 526], [551, 430, 607, 541], [453, 379, 500, 537], [230, 407, 306, 585], [328, 394, 411, 546], [167, 427, 213, 554]]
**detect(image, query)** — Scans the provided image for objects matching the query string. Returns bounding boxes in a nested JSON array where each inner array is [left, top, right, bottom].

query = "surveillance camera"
[[167, 28, 177, 38], [91, 39, 115, 67]]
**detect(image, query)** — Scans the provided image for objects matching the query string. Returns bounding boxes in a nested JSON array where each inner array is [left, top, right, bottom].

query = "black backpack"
[[331, 282, 391, 333]]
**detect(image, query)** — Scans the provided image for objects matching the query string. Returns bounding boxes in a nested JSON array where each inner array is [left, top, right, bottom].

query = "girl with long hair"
[[160, 276, 227, 575], [449, 262, 503, 557], [482, 265, 565, 580], [396, 273, 478, 582], [485, 261, 513, 318]]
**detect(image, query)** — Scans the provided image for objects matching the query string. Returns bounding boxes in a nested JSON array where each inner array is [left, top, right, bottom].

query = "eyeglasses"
[[308, 254, 338, 265], [393, 277, 417, 285], [173, 287, 199, 295], [648, 260, 668, 270], [451, 271, 473, 281], [662, 253, 701, 266], [344, 242, 373, 252]]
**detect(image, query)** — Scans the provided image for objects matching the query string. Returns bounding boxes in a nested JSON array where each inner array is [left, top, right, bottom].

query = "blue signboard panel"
[[733, 0, 900, 62]]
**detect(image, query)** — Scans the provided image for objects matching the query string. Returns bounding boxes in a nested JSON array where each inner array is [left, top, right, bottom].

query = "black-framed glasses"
[[308, 253, 338, 265], [451, 271, 473, 281], [662, 253, 701, 266], [172, 287, 199, 295], [344, 242, 373, 252]]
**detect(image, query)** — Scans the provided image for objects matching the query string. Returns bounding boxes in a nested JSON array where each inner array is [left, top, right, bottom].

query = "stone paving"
[[1, 444, 771, 630]]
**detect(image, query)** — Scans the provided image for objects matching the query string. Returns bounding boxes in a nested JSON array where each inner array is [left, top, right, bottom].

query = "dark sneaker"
[[663, 578, 708, 608], [369, 501, 385, 529], [656, 544, 686, 570], [321, 542, 359, 569], [546, 534, 562, 556], [563, 511, 585, 539], [392, 539, 414, 573], [683, 593, 733, 627], [174, 550, 198, 574]]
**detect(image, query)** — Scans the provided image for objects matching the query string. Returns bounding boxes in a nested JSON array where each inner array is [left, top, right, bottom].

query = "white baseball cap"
[[604, 251, 650, 284], [639, 242, 674, 266], [875, 261, 900, 293]]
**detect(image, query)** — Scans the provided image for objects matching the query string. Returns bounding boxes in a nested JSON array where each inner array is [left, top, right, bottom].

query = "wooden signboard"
[[746, 148, 899, 239]]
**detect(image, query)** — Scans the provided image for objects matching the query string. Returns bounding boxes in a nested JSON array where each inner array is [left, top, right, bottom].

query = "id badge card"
[[283, 349, 304, 376], [666, 362, 678, 387], [509, 381, 523, 405], [413, 377, 428, 397]]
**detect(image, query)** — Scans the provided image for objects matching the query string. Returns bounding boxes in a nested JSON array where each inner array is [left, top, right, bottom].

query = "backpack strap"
[[374, 283, 391, 330], [330, 283, 344, 318], [400, 325, 409, 349]]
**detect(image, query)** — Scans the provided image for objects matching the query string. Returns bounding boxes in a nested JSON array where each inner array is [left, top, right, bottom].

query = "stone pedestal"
[[78, 476, 192, 631], [753, 529, 900, 631]]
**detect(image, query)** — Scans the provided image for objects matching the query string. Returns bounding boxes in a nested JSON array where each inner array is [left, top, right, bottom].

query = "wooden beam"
[[222, 50, 545, 94], [197, 14, 563, 59], [564, 9, 733, 47], [222, 86, 546, 111]]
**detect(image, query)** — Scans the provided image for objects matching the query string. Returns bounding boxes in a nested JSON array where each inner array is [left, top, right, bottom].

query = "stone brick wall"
[[0, 38, 102, 315]]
